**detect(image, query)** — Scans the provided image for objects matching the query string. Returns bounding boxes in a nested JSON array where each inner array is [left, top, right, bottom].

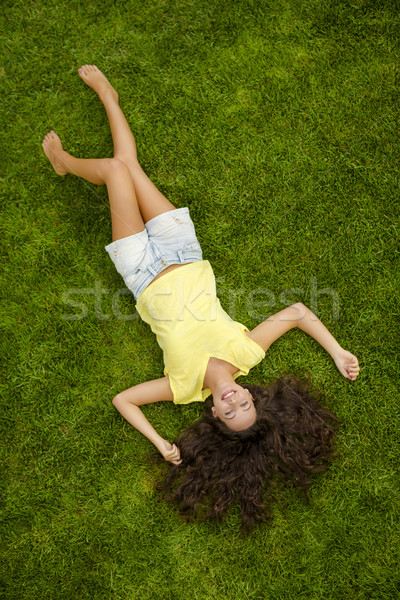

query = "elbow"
[[290, 302, 308, 323], [113, 391, 138, 408]]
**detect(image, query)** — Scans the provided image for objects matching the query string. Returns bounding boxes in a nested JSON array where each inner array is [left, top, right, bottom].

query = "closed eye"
[[225, 403, 251, 418]]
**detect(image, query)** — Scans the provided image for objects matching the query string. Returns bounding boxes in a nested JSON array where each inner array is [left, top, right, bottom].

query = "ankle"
[[100, 87, 119, 105], [59, 149, 72, 171]]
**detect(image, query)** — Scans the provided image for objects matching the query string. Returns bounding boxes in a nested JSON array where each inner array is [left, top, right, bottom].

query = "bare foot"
[[78, 64, 118, 102], [42, 131, 68, 175]]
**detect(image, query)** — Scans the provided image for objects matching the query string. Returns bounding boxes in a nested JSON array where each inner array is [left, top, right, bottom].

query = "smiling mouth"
[[221, 390, 236, 400]]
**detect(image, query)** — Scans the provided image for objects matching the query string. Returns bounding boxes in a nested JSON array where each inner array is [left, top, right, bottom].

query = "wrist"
[[153, 436, 168, 453], [331, 344, 343, 360]]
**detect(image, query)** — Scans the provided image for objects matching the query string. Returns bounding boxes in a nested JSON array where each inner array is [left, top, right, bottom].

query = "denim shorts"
[[105, 207, 203, 300]]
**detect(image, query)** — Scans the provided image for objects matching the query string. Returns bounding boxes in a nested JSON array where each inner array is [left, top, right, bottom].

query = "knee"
[[106, 157, 130, 177], [112, 393, 123, 409]]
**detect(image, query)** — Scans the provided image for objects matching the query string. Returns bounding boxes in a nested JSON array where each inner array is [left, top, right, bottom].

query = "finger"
[[165, 453, 177, 460], [171, 444, 181, 457], [166, 456, 182, 465], [349, 366, 360, 374], [165, 450, 180, 461]]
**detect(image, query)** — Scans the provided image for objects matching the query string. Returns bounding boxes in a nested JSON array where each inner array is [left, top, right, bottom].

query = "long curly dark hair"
[[153, 375, 341, 531]]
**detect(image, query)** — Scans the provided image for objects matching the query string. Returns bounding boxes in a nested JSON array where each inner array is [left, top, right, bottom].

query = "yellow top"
[[136, 261, 266, 404]]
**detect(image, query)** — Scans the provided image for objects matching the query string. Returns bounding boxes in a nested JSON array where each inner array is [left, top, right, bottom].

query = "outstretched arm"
[[112, 376, 182, 464], [248, 302, 360, 381]]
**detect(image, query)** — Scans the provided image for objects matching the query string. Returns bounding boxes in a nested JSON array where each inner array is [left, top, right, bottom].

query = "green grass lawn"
[[1, 0, 399, 598]]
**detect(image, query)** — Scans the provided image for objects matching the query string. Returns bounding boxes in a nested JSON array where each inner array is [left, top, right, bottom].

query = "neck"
[[203, 359, 236, 397]]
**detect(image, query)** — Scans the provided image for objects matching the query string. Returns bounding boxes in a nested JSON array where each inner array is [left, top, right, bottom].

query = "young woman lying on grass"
[[42, 65, 360, 530]]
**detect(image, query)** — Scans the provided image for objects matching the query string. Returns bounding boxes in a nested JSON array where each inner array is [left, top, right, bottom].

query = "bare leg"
[[78, 65, 176, 223], [42, 131, 144, 241]]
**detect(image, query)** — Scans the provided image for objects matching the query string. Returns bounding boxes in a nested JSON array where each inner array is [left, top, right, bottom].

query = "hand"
[[160, 440, 182, 465], [334, 348, 360, 381]]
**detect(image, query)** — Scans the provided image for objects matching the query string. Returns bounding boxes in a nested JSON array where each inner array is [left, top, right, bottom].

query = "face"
[[212, 383, 256, 431]]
